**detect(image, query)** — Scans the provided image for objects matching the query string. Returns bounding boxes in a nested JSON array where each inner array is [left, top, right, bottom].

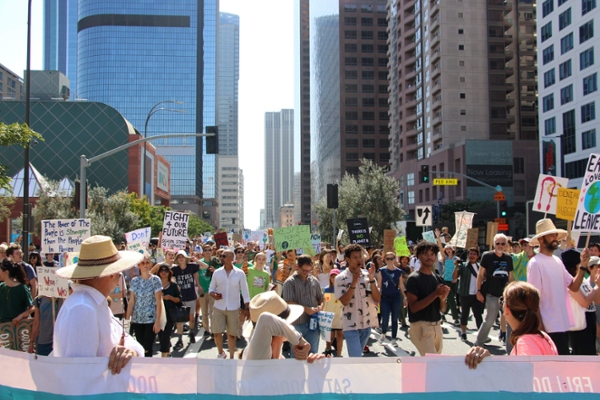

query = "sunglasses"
[[495, 242, 506, 246], [301, 268, 313, 273], [159, 269, 169, 273], [235, 251, 244, 254], [386, 257, 395, 261], [220, 255, 228, 258]]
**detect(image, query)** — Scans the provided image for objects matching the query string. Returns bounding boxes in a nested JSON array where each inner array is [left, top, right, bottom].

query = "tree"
[[0, 123, 44, 193], [314, 159, 404, 245], [127, 192, 170, 237], [0, 196, 15, 224], [188, 213, 214, 238]]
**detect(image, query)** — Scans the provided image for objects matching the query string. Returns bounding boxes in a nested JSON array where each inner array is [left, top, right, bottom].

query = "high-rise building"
[[217, 155, 243, 231], [309, 0, 391, 206], [0, 63, 24, 100], [264, 109, 294, 228], [259, 209, 266, 229], [294, 0, 312, 226], [76, 0, 217, 214], [386, 0, 539, 220], [43, 0, 78, 97], [538, 0, 599, 186]]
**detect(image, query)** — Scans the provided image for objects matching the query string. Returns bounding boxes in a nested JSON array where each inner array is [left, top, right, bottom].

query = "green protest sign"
[[274, 225, 313, 255], [394, 236, 411, 257]]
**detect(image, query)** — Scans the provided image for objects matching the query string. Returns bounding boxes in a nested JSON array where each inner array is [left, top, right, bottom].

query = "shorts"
[[182, 300, 196, 315], [212, 308, 240, 334]]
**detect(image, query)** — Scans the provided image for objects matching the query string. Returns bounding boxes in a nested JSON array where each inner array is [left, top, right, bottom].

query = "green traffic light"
[[501, 211, 507, 216]]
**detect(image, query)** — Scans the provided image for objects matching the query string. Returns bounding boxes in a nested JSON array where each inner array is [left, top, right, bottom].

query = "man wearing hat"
[[527, 219, 587, 355], [53, 236, 145, 375]]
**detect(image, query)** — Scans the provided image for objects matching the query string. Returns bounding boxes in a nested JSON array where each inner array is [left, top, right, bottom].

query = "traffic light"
[[327, 184, 339, 209], [206, 126, 218, 154], [421, 164, 430, 183], [500, 201, 508, 217]]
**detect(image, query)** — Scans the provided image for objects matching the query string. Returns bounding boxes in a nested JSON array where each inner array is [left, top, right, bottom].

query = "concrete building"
[[279, 204, 296, 228], [217, 155, 243, 232], [309, 0, 391, 206], [0, 63, 24, 100], [260, 209, 266, 229], [264, 109, 294, 228], [538, 0, 600, 186], [386, 0, 539, 221]]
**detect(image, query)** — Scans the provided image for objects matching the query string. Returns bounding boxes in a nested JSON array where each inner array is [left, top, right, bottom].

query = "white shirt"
[[468, 263, 480, 295], [410, 257, 421, 272], [527, 253, 574, 333], [53, 284, 144, 358], [209, 266, 251, 311]]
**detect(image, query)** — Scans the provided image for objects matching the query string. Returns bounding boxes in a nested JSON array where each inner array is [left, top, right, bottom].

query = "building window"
[[543, 94, 554, 112], [544, 69, 556, 87], [362, 111, 375, 120], [346, 152, 359, 161], [583, 129, 597, 149], [346, 139, 359, 147], [580, 47, 595, 69], [346, 111, 359, 120], [561, 32, 574, 54], [344, 30, 357, 39], [361, 44, 374, 53], [345, 70, 358, 79], [458, 44, 464, 50], [583, 73, 598, 94], [541, 22, 552, 42], [563, 110, 576, 154], [361, 17, 373, 26], [543, 45, 554, 64], [561, 84, 574, 104], [582, 0, 597, 15], [580, 20, 594, 43], [345, 43, 358, 52], [407, 173, 414, 186], [460, 109, 466, 115], [363, 125, 375, 134], [377, 31, 388, 40], [542, 0, 554, 17], [559, 8, 571, 30], [565, 159, 588, 179], [362, 98, 375, 107], [346, 124, 359, 133], [362, 57, 374, 66], [345, 84, 358, 92], [408, 191, 415, 204], [545, 117, 556, 135], [458, 29, 464, 34], [459, 60, 465, 66], [582, 102, 596, 123], [344, 16, 357, 25], [363, 139, 375, 147], [362, 84, 374, 93], [559, 59, 572, 79], [460, 93, 466, 99], [361, 31, 374, 40], [345, 97, 358, 106], [362, 70, 374, 79], [345, 57, 357, 66], [514, 158, 525, 174]]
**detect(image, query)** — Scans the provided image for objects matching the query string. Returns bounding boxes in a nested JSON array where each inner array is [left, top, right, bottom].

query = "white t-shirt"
[[468, 263, 480, 295], [527, 253, 574, 333], [410, 257, 421, 272]]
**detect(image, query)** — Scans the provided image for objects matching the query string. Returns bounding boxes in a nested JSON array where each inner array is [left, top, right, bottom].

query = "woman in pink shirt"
[[465, 281, 557, 368]]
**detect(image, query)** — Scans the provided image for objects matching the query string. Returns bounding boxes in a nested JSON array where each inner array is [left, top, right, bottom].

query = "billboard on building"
[[157, 161, 169, 192], [465, 140, 514, 205]]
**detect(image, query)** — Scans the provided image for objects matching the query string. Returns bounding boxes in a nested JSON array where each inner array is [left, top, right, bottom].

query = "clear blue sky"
[[0, 0, 295, 230]]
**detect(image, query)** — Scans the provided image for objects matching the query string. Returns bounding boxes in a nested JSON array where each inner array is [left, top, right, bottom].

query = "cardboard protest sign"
[[127, 241, 146, 254], [487, 222, 499, 249], [161, 211, 189, 249], [0, 320, 33, 352], [41, 219, 91, 254], [311, 233, 322, 254], [37, 267, 69, 298], [232, 233, 243, 243], [450, 211, 475, 248], [394, 236, 411, 257], [337, 230, 344, 240], [383, 230, 396, 253], [214, 232, 229, 248], [533, 174, 569, 215], [274, 225, 311, 253], [346, 218, 371, 246], [556, 188, 580, 221], [125, 227, 151, 244], [422, 230, 436, 243], [466, 228, 479, 249], [574, 154, 600, 232]]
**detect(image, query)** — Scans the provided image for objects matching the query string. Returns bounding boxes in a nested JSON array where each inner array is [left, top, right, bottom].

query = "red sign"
[[497, 224, 509, 231], [494, 192, 506, 201]]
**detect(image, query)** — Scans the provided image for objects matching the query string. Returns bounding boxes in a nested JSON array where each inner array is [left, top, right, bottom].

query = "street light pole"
[[22, 0, 32, 261], [142, 101, 183, 200]]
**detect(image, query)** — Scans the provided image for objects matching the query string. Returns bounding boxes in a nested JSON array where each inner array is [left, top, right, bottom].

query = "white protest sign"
[[125, 227, 151, 244], [127, 241, 146, 255], [161, 211, 189, 249], [311, 233, 322, 254], [41, 219, 91, 254], [422, 230, 436, 243], [249, 231, 264, 243], [532, 174, 569, 215], [36, 267, 69, 298], [574, 153, 600, 232], [337, 230, 344, 240], [449, 211, 475, 248], [317, 311, 334, 341]]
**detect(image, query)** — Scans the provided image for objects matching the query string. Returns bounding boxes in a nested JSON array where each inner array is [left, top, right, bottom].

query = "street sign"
[[433, 178, 458, 186], [416, 206, 433, 227], [498, 224, 509, 231], [494, 218, 507, 224], [494, 192, 506, 201]]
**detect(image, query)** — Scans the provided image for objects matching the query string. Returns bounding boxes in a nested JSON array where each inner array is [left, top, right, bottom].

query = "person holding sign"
[[0, 259, 34, 326], [53, 236, 144, 375]]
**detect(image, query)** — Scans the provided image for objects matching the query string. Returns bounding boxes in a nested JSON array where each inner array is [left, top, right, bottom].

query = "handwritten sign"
[[394, 236, 411, 257], [337, 230, 344, 241], [533, 174, 569, 215], [274, 225, 311, 253], [41, 219, 91, 254], [422, 230, 436, 243], [125, 227, 151, 244], [161, 211, 189, 249], [346, 218, 371, 246], [574, 154, 600, 232], [317, 311, 335, 342], [36, 267, 69, 298], [466, 228, 479, 249], [450, 211, 474, 248], [127, 241, 146, 254], [383, 230, 396, 253], [0, 320, 33, 352], [214, 232, 228, 248], [556, 188, 580, 221], [311, 233, 322, 254]]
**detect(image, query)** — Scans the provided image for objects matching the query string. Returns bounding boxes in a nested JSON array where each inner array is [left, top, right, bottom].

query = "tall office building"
[[538, 0, 599, 186], [0, 63, 24, 100], [264, 109, 294, 228], [43, 0, 78, 97], [294, 0, 312, 226], [309, 0, 391, 206], [76, 0, 218, 215], [386, 0, 539, 220]]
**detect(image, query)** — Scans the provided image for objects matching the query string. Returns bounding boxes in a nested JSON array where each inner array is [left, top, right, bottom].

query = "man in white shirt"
[[54, 236, 144, 375], [209, 249, 251, 359]]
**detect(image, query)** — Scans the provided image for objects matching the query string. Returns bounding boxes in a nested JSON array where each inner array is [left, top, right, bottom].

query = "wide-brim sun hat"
[[56, 235, 144, 279], [242, 291, 304, 338], [530, 219, 568, 246], [175, 250, 191, 261]]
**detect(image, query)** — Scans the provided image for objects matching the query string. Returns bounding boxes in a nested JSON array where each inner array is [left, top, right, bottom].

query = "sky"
[[0, 0, 295, 230]]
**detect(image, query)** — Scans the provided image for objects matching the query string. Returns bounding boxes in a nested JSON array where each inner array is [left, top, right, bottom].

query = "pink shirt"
[[510, 332, 558, 356]]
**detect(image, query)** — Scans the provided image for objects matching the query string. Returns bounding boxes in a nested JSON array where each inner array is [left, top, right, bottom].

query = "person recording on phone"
[[209, 249, 250, 359]]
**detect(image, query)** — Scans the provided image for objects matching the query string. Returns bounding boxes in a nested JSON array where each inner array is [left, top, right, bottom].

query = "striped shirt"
[[282, 273, 323, 325]]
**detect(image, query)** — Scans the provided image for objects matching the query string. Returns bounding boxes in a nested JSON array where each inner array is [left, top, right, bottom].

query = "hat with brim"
[[56, 235, 144, 280], [530, 219, 568, 246], [243, 291, 304, 338], [175, 250, 191, 261]]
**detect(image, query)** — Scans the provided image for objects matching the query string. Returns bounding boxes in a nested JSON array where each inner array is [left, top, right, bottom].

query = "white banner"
[[125, 227, 151, 244], [450, 212, 475, 248], [161, 211, 189, 249], [36, 267, 69, 298], [41, 219, 91, 254], [532, 174, 569, 215]]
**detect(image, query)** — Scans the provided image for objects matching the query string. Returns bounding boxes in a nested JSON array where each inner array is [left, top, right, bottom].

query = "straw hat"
[[56, 235, 144, 279], [530, 219, 568, 246], [242, 291, 304, 338]]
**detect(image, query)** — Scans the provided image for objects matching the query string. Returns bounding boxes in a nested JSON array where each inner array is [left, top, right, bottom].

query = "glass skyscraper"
[[217, 12, 239, 156]]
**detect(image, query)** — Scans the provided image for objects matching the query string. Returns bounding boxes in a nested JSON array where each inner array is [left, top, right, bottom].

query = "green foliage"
[[0, 123, 44, 193], [127, 193, 169, 237], [0, 196, 15, 224], [188, 213, 214, 238], [314, 159, 404, 245]]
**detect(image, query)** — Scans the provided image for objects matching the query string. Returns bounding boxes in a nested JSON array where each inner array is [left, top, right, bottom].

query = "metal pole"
[[80, 155, 87, 219], [333, 209, 337, 247], [497, 201, 500, 219], [22, 0, 32, 260]]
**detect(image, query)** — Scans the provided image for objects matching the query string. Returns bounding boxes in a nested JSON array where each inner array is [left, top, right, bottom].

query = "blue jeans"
[[380, 296, 401, 339], [36, 342, 53, 356], [293, 322, 320, 355], [344, 327, 371, 357]]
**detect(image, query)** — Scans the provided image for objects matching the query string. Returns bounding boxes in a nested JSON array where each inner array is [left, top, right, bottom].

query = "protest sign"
[[242, 229, 251, 244], [214, 232, 228, 248], [486, 222, 499, 249], [41, 219, 91, 254], [0, 320, 33, 352], [422, 230, 435, 243], [232, 233, 243, 243], [317, 311, 335, 342], [127, 241, 146, 254], [533, 174, 569, 215], [573, 154, 600, 232], [449, 211, 474, 248], [36, 267, 69, 298], [273, 225, 312, 253], [249, 231, 264, 243], [346, 218, 371, 246], [466, 228, 479, 249], [394, 236, 410, 257], [337, 230, 344, 241], [161, 211, 189, 249], [125, 227, 151, 244], [311, 233, 322, 254], [383, 230, 396, 253], [556, 188, 580, 221]]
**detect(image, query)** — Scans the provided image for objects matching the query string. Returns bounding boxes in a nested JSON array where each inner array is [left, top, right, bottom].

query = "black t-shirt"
[[171, 263, 200, 302], [162, 282, 181, 310], [405, 271, 444, 323], [480, 251, 513, 297]]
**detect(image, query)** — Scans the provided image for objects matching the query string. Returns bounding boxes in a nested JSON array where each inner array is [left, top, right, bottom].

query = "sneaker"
[[392, 338, 399, 347], [182, 324, 190, 333], [217, 351, 228, 359], [378, 335, 384, 344], [460, 333, 467, 341], [189, 332, 196, 343], [499, 331, 506, 343], [363, 345, 370, 353], [203, 330, 211, 337], [453, 320, 460, 326], [173, 340, 184, 351]]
